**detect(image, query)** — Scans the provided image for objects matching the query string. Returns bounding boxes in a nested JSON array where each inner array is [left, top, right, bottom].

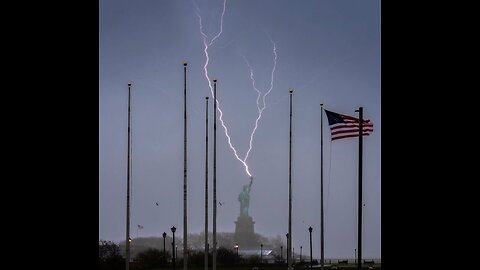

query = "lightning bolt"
[[195, 0, 277, 178], [242, 39, 277, 162]]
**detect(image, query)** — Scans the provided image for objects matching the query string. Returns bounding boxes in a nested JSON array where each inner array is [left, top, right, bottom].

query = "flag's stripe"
[[331, 123, 373, 130], [332, 133, 371, 141], [331, 125, 373, 131], [332, 130, 372, 136], [331, 129, 373, 137], [331, 128, 373, 133], [332, 119, 372, 124], [330, 123, 373, 140], [333, 118, 372, 124], [331, 129, 372, 136], [340, 115, 371, 123], [341, 114, 365, 121]]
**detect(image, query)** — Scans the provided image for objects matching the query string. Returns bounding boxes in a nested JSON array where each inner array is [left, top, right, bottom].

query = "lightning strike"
[[195, 0, 277, 179], [242, 39, 277, 162]]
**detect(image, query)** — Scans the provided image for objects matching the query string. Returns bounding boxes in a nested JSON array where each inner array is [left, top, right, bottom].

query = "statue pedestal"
[[234, 215, 258, 249]]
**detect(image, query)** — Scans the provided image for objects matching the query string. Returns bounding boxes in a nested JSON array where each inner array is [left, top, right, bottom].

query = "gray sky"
[[100, 0, 380, 259]]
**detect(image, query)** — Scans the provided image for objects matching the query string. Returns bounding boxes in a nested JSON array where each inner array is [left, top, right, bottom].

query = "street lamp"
[[354, 248, 356, 264], [260, 244, 263, 264], [163, 232, 167, 255], [286, 233, 289, 267], [280, 246, 283, 261], [300, 246, 303, 263], [171, 226, 176, 270], [234, 244, 239, 256], [308, 226, 313, 270]]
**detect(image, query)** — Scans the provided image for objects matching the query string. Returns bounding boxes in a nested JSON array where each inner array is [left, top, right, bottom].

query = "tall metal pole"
[[204, 96, 209, 270], [286, 233, 289, 267], [125, 81, 132, 270], [308, 226, 313, 270], [355, 107, 363, 270], [288, 89, 293, 270], [260, 244, 263, 264], [212, 79, 218, 270], [300, 246, 302, 263], [183, 62, 188, 270], [172, 226, 177, 270], [320, 104, 325, 270]]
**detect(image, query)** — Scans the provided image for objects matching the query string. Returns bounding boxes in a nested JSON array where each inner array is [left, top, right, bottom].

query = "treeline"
[[116, 232, 286, 258], [100, 232, 288, 270], [100, 241, 262, 270]]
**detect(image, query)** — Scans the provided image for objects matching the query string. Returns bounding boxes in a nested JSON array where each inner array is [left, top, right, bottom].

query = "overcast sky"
[[100, 0, 380, 259]]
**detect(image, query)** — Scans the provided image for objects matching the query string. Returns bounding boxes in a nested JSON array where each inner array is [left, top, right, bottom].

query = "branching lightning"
[[195, 0, 277, 179], [242, 39, 277, 162]]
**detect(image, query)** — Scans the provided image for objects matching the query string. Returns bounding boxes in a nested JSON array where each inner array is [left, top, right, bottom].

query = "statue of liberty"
[[238, 177, 253, 217]]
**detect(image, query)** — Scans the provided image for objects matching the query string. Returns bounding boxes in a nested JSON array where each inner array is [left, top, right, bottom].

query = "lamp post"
[[280, 246, 283, 261], [163, 232, 167, 255], [300, 246, 303, 263], [354, 249, 356, 264], [171, 226, 176, 270], [260, 244, 263, 264], [308, 226, 313, 270], [234, 244, 239, 256], [286, 233, 289, 267]]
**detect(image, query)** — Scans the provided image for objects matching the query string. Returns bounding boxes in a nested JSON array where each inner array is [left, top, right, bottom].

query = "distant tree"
[[247, 255, 261, 265], [216, 247, 237, 266], [135, 248, 164, 270], [99, 240, 125, 270], [187, 250, 205, 267]]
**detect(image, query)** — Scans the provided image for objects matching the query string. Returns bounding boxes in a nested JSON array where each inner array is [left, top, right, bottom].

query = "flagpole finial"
[[213, 79, 217, 83], [128, 81, 132, 87], [320, 103, 323, 107], [289, 89, 293, 94], [206, 96, 209, 100], [182, 61, 188, 66]]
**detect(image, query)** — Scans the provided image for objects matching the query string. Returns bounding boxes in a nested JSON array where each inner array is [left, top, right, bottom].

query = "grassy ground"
[[139, 265, 381, 270]]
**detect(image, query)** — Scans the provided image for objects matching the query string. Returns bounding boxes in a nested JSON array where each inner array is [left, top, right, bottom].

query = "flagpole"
[[212, 79, 218, 270], [125, 81, 132, 270], [183, 61, 188, 270], [288, 89, 293, 270], [355, 107, 363, 270], [320, 104, 324, 270], [204, 96, 209, 270]]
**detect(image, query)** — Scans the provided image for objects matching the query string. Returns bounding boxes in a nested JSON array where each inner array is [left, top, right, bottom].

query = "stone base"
[[234, 215, 259, 249]]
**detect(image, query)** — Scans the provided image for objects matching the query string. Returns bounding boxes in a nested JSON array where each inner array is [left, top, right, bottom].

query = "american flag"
[[324, 109, 373, 141], [137, 224, 144, 229]]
